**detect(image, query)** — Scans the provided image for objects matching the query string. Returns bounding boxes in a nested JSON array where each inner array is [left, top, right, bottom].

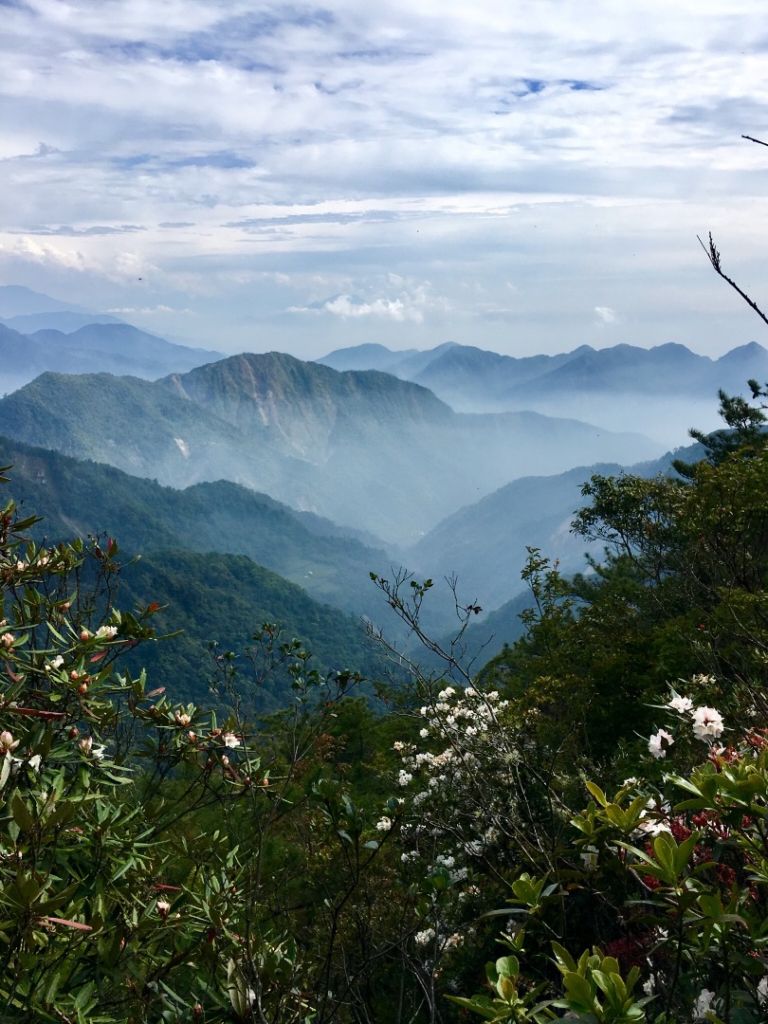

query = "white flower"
[[393, 741, 405, 751], [96, 625, 118, 640], [692, 706, 724, 742], [0, 731, 19, 755], [637, 817, 668, 837], [414, 928, 435, 946], [648, 728, 674, 759], [156, 899, 171, 917], [45, 655, 64, 672], [692, 988, 717, 1020], [758, 976, 768, 1007], [642, 975, 656, 997], [691, 673, 716, 687], [222, 732, 241, 749], [667, 695, 693, 714], [437, 687, 455, 700], [375, 817, 392, 832], [398, 770, 413, 787], [78, 737, 105, 760], [174, 712, 191, 727], [419, 728, 429, 739], [0, 633, 14, 650], [580, 845, 599, 871]]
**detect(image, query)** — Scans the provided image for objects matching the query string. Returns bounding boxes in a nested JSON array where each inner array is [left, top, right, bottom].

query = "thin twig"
[[697, 231, 768, 328], [741, 134, 768, 148]]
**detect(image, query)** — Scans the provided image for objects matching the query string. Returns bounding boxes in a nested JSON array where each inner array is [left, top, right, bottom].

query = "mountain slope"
[[407, 442, 704, 620], [115, 550, 385, 710], [1, 436, 391, 618], [408, 462, 621, 612]]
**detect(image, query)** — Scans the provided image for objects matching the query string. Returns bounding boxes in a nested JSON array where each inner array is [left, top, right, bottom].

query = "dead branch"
[[697, 231, 768, 329]]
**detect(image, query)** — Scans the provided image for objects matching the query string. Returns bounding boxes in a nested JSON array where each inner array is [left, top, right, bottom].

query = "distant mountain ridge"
[[318, 340, 768, 446], [319, 340, 768, 402], [0, 351, 661, 543], [0, 286, 221, 391], [0, 285, 90, 319]]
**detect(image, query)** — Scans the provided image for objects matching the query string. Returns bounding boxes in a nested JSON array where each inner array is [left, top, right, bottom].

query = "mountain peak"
[[0, 285, 88, 319]]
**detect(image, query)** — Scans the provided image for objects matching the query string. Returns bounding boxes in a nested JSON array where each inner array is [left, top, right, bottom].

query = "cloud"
[[594, 305, 617, 324], [13, 224, 146, 236], [289, 293, 422, 322], [1, 1, 768, 356], [106, 305, 193, 315], [326, 294, 423, 321], [287, 276, 450, 323]]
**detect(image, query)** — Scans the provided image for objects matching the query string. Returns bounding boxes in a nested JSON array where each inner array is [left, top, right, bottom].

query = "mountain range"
[[0, 352, 661, 543], [0, 286, 220, 391], [320, 340, 768, 445], [320, 339, 768, 401]]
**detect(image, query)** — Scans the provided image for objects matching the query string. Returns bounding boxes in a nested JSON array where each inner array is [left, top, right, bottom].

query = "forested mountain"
[[114, 550, 386, 709], [0, 352, 660, 542], [1, 435, 391, 619], [407, 462, 621, 612], [0, 439, 388, 708], [407, 443, 701, 620]]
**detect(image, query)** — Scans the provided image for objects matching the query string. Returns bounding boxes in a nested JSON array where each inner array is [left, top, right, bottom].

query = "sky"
[[2, 0, 768, 359]]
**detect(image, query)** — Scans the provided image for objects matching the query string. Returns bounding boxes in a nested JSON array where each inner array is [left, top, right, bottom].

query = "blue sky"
[[1, 0, 768, 358]]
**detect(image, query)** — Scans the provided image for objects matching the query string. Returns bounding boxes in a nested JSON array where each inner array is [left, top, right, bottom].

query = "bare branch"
[[742, 133, 768, 148], [697, 230, 768, 329]]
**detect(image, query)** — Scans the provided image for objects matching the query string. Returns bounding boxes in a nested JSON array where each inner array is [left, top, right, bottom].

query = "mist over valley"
[[0, 282, 746, 663]]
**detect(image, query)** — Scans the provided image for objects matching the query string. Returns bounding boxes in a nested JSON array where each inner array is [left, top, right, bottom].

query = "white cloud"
[[325, 294, 421, 322], [106, 305, 193, 315], [594, 305, 617, 324], [1, 2, 768, 355]]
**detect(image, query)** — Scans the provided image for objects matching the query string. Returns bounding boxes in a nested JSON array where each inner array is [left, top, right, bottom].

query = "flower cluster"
[[647, 685, 725, 759], [391, 685, 530, 964]]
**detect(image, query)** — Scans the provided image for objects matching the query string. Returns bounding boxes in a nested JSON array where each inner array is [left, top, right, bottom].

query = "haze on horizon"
[[2, 0, 768, 360]]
